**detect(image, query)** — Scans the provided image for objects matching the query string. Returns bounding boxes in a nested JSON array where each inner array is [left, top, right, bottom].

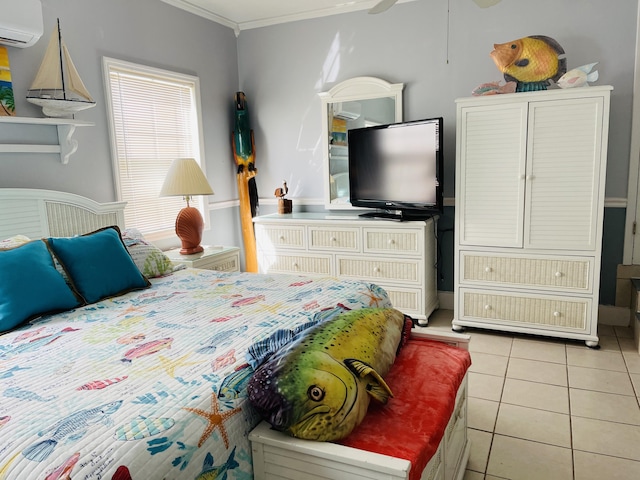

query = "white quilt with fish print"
[[0, 268, 391, 480]]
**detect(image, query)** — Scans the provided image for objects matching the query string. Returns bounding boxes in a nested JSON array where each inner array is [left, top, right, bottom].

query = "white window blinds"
[[103, 57, 206, 240]]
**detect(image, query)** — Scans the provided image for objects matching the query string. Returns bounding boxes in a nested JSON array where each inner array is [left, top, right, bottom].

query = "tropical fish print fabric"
[[0, 268, 391, 479]]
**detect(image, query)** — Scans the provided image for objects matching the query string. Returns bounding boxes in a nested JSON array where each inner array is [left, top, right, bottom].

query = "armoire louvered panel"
[[459, 104, 527, 247], [525, 99, 603, 251]]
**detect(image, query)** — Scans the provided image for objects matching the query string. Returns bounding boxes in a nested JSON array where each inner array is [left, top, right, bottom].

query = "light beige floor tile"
[[583, 333, 619, 352], [501, 378, 569, 414], [623, 350, 640, 374], [462, 470, 484, 480], [572, 416, 640, 461], [487, 435, 573, 480], [615, 326, 634, 339], [468, 332, 513, 357], [568, 365, 635, 396], [632, 372, 640, 396], [510, 337, 567, 364], [598, 324, 616, 336], [573, 450, 640, 480], [469, 351, 509, 377], [467, 397, 499, 432], [566, 347, 627, 372], [468, 372, 504, 402], [486, 476, 511, 480], [506, 357, 568, 387], [570, 388, 640, 425], [618, 336, 637, 353], [495, 403, 571, 447], [467, 428, 492, 473]]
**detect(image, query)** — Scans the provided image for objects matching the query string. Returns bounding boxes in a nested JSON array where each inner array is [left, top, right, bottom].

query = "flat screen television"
[[348, 117, 443, 221]]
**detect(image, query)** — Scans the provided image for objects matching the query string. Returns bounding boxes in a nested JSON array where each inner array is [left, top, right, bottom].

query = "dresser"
[[253, 213, 439, 325], [453, 86, 612, 347]]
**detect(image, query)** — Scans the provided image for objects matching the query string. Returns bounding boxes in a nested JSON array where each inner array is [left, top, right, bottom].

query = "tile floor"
[[426, 310, 640, 480]]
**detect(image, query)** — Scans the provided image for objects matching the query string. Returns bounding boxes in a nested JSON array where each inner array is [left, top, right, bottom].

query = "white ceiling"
[[160, 0, 418, 35]]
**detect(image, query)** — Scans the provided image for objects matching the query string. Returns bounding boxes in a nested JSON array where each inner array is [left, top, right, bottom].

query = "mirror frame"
[[319, 77, 404, 210]]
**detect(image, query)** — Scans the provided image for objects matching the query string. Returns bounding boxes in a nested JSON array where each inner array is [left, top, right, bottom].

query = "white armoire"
[[452, 86, 612, 347]]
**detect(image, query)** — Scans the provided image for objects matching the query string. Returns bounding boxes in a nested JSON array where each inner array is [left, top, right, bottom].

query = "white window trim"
[[102, 56, 208, 249]]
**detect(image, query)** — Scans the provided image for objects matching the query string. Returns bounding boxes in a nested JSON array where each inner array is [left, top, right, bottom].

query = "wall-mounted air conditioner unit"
[[334, 101, 361, 120], [0, 0, 43, 48]]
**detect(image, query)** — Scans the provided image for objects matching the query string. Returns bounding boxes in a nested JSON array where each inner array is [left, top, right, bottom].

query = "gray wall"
[[237, 0, 636, 201], [0, 0, 242, 247]]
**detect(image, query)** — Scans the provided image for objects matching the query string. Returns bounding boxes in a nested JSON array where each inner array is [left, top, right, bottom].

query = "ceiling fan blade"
[[368, 0, 399, 15], [472, 0, 502, 7]]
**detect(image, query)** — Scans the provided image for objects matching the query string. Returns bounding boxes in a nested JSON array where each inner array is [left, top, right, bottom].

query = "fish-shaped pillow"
[[247, 307, 409, 441]]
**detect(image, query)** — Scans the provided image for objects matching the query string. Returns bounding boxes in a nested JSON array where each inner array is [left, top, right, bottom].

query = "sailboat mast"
[[56, 18, 66, 100]]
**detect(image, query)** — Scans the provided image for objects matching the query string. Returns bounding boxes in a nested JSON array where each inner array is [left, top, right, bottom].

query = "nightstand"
[[165, 246, 241, 272]]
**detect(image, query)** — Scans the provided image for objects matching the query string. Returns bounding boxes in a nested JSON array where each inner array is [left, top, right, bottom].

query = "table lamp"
[[160, 158, 214, 255]]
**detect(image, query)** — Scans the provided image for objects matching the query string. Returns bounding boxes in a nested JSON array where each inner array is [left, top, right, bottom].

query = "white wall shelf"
[[0, 116, 94, 164]]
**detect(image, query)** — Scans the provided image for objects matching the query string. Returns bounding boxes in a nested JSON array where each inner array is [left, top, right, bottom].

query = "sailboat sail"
[[26, 19, 95, 117]]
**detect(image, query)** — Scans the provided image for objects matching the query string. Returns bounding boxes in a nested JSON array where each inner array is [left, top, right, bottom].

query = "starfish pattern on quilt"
[[183, 392, 242, 448]]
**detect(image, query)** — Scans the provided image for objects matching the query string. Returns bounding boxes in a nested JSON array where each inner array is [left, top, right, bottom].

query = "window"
[[102, 57, 206, 244]]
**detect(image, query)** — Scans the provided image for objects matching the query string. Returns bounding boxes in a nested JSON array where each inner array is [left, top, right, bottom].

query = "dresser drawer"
[[254, 224, 306, 251], [459, 288, 590, 332], [379, 285, 422, 316], [308, 226, 359, 252], [364, 228, 422, 256], [460, 252, 592, 293], [337, 256, 421, 284], [258, 253, 332, 275]]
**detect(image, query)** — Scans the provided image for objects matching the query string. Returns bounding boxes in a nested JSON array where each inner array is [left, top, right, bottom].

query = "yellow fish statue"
[[247, 307, 409, 441], [490, 35, 567, 92]]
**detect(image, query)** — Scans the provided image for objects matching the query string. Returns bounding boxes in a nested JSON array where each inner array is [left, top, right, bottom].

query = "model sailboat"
[[26, 19, 95, 117]]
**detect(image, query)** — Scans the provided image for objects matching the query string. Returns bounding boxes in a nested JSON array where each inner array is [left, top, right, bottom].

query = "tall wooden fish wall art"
[[490, 35, 567, 92], [232, 92, 259, 272]]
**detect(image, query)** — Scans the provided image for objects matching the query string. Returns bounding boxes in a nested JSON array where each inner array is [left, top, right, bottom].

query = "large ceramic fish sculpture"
[[490, 35, 567, 92], [247, 307, 408, 441]]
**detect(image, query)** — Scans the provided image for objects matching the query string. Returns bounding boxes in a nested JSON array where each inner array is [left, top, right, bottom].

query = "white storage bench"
[[249, 329, 471, 480]]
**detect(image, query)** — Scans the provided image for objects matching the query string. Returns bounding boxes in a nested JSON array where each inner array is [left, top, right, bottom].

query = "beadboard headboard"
[[0, 189, 126, 239]]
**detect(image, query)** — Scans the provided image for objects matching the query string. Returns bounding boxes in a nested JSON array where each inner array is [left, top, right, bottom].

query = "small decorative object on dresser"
[[164, 245, 240, 272], [274, 180, 292, 214]]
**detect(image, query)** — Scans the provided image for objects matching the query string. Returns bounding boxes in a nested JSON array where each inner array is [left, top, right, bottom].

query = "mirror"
[[319, 77, 403, 210]]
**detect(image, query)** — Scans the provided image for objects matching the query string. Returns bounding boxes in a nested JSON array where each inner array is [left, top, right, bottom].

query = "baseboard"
[[597, 304, 630, 327], [438, 290, 454, 310]]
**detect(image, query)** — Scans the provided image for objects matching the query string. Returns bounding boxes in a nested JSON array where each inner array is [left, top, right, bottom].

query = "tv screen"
[[348, 117, 443, 220]]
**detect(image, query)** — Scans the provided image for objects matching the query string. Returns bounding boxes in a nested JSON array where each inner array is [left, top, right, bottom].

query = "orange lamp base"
[[175, 206, 205, 255]]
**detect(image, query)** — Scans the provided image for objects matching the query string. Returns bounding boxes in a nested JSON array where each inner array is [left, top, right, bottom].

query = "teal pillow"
[[45, 226, 151, 304], [0, 240, 81, 332]]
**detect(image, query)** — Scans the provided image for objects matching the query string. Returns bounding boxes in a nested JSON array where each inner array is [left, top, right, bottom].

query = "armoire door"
[[457, 103, 528, 247], [524, 97, 605, 251]]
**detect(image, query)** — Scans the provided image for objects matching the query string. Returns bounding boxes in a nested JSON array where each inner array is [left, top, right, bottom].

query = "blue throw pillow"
[[0, 240, 81, 332], [45, 226, 151, 304]]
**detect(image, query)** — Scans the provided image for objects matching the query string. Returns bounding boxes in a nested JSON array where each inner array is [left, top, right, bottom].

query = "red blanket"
[[337, 338, 472, 480]]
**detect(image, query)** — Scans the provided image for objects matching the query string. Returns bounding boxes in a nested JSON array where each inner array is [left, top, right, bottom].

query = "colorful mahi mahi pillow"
[[121, 228, 178, 278]]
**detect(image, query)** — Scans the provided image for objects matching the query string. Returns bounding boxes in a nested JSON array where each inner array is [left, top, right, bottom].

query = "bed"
[[0, 188, 470, 480]]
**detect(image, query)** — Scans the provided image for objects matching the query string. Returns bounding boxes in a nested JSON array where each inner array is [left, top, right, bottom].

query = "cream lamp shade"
[[160, 158, 213, 255]]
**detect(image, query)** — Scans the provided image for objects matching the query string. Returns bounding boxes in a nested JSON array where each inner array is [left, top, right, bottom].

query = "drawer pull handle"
[[555, 271, 563, 278], [373, 267, 380, 273], [553, 311, 561, 317], [484, 304, 492, 311], [279, 235, 285, 242], [293, 262, 299, 269], [388, 239, 396, 245], [330, 237, 337, 242], [485, 267, 493, 273]]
